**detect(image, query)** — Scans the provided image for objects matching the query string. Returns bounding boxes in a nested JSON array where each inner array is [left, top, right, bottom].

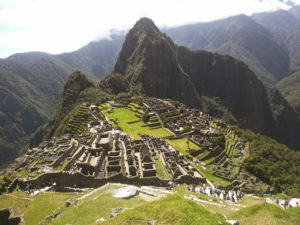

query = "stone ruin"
[[4, 97, 254, 193]]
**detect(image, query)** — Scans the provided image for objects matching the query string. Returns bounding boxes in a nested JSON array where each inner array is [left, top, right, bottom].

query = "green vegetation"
[[229, 203, 300, 225], [277, 69, 300, 116], [193, 164, 231, 187], [100, 194, 226, 225], [223, 130, 238, 158], [0, 191, 79, 225], [232, 126, 300, 196], [166, 138, 201, 156], [102, 107, 171, 139], [154, 155, 172, 180], [66, 105, 93, 135], [0, 192, 32, 216], [51, 193, 145, 225], [24, 192, 78, 225]]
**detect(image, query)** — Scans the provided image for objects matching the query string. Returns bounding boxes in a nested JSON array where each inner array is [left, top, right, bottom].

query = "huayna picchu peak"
[[1, 14, 300, 225]]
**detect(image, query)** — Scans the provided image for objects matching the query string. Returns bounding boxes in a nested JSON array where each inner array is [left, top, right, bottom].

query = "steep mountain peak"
[[133, 17, 159, 33], [114, 17, 173, 76], [107, 18, 199, 106]]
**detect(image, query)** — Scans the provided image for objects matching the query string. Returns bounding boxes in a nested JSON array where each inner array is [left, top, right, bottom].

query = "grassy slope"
[[193, 164, 231, 187], [277, 69, 300, 115], [154, 155, 172, 180], [50, 193, 145, 225], [102, 107, 171, 139], [98, 194, 227, 225], [229, 203, 300, 225], [0, 191, 79, 225]]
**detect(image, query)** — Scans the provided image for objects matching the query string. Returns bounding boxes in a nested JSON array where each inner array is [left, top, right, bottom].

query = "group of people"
[[188, 183, 244, 203]]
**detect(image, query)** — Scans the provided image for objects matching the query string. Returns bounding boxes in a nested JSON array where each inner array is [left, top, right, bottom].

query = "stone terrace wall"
[[17, 170, 205, 191]]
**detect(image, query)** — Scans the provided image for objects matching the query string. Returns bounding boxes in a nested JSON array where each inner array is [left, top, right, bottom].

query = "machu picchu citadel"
[[3, 97, 256, 193], [2, 9, 300, 224]]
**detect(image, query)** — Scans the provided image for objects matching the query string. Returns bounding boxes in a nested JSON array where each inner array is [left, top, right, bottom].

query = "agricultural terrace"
[[99, 103, 172, 139]]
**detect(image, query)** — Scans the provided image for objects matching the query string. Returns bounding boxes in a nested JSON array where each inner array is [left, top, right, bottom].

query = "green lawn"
[[0, 192, 32, 216], [102, 107, 172, 139], [167, 138, 201, 156], [99, 194, 227, 225], [229, 203, 300, 225], [24, 192, 79, 225], [192, 164, 231, 187], [50, 193, 145, 225], [154, 156, 172, 180], [0, 191, 79, 225]]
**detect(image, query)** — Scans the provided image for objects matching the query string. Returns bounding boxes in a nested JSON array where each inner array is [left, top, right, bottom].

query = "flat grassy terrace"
[[102, 107, 172, 139], [166, 138, 201, 156], [192, 164, 231, 187]]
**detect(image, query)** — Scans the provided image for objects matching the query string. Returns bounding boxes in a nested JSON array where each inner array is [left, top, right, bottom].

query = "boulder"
[[226, 220, 239, 225], [110, 208, 128, 218], [0, 208, 21, 225], [66, 200, 72, 207], [112, 186, 138, 198]]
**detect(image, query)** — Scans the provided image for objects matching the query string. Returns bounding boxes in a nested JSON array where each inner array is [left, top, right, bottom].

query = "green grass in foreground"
[[99, 194, 227, 225], [50, 193, 145, 225], [0, 191, 79, 225], [24, 192, 78, 225], [103, 107, 172, 139], [167, 138, 201, 156], [0, 192, 32, 216], [193, 164, 231, 187], [229, 202, 300, 225]]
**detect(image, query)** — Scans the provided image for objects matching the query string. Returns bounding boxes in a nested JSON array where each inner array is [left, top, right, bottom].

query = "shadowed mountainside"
[[99, 18, 300, 150]]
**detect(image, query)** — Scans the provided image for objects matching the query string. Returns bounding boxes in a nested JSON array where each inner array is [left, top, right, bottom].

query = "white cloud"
[[0, 0, 299, 58]]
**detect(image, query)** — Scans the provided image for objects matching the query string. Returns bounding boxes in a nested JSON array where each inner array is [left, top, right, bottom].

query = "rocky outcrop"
[[0, 209, 21, 225]]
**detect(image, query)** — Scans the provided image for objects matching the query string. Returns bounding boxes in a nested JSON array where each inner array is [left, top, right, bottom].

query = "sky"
[[0, 0, 300, 58]]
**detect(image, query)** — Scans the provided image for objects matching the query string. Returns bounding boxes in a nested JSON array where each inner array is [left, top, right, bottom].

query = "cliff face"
[[176, 47, 275, 134], [113, 18, 200, 107], [99, 17, 300, 150]]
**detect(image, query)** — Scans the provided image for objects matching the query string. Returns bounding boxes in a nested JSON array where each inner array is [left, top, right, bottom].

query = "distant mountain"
[[166, 14, 290, 84], [252, 6, 300, 72], [165, 8, 300, 117], [0, 36, 122, 167], [276, 69, 300, 115], [99, 18, 300, 150], [57, 34, 124, 80], [0, 53, 70, 166]]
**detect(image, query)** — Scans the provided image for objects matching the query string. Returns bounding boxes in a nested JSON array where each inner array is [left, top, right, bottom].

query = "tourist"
[[167, 181, 173, 190], [284, 199, 289, 209], [192, 184, 196, 192]]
